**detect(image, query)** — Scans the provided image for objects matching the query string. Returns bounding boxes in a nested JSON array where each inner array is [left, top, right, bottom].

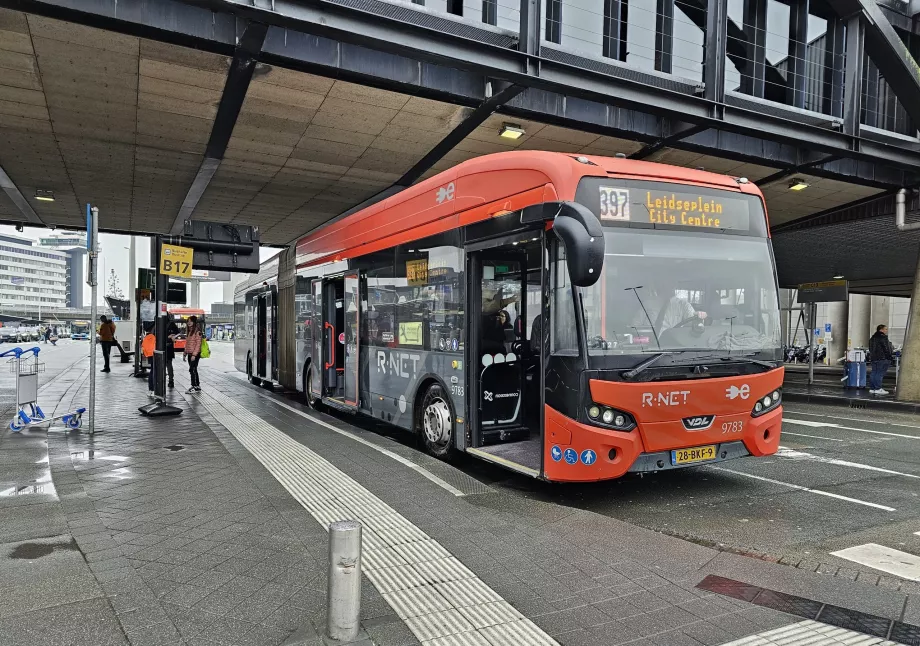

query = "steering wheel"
[[671, 316, 706, 337]]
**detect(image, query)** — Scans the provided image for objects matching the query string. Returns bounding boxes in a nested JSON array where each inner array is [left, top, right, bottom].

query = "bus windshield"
[[579, 230, 781, 358]]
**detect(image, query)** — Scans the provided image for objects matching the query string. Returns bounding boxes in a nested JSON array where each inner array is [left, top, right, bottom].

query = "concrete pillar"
[[190, 279, 200, 309], [897, 255, 920, 401], [826, 300, 849, 365], [849, 294, 871, 348], [871, 295, 890, 331]]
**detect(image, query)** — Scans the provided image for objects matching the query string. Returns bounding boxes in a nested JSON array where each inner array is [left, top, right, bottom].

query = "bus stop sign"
[[797, 280, 848, 303]]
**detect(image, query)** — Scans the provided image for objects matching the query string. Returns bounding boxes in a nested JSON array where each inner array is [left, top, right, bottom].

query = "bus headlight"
[[751, 388, 781, 417], [584, 403, 636, 431]]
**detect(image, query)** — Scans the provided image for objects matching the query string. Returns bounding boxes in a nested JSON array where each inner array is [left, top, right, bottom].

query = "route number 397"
[[599, 187, 630, 222], [721, 421, 743, 434]]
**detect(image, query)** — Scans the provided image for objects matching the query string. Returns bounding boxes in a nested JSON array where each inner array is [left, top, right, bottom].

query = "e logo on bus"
[[436, 182, 455, 204]]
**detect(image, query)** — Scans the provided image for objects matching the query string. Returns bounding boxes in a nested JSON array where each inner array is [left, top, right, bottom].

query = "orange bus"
[[236, 151, 783, 482], [168, 308, 205, 351]]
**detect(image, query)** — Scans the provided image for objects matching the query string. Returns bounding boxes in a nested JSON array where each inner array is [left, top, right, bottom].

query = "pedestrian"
[[868, 324, 895, 395], [165, 313, 180, 389], [183, 315, 203, 394], [142, 323, 156, 397], [98, 315, 117, 373], [42, 326, 49, 344]]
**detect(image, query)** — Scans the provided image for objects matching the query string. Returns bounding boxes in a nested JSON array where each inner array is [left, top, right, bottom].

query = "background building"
[[0, 233, 69, 311]]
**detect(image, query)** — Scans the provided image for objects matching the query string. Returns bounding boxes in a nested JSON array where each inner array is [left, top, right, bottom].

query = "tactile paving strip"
[[193, 388, 559, 646]]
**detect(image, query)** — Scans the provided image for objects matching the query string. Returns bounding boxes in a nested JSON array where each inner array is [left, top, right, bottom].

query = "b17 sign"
[[160, 243, 193, 278]]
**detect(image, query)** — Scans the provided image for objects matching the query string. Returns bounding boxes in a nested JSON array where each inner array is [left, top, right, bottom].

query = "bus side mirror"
[[552, 202, 604, 287]]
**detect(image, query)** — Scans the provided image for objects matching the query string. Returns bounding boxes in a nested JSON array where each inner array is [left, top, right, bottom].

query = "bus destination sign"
[[599, 187, 751, 231]]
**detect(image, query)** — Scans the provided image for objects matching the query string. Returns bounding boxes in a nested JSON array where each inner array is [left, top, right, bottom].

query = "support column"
[[655, 0, 675, 73], [786, 0, 809, 109], [871, 295, 890, 330], [843, 16, 864, 137], [740, 0, 767, 97], [826, 300, 849, 365], [704, 0, 727, 116], [896, 254, 920, 401], [849, 294, 871, 348]]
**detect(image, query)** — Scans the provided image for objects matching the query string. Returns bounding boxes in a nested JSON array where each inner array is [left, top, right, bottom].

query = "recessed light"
[[499, 123, 525, 140], [833, 275, 844, 280], [788, 178, 809, 191], [34, 189, 54, 202]]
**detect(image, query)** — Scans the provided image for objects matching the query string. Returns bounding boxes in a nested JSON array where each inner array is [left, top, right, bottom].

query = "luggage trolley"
[[1, 347, 84, 432]]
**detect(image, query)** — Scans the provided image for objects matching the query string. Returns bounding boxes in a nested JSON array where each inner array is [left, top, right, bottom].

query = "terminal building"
[[0, 233, 71, 310]]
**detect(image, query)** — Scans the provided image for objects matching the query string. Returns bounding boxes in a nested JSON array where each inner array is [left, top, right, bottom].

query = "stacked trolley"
[[1, 347, 84, 432]]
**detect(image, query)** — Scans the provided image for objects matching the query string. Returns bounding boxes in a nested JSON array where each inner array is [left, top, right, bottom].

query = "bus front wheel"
[[418, 384, 457, 460], [247, 357, 260, 386], [303, 365, 316, 409]]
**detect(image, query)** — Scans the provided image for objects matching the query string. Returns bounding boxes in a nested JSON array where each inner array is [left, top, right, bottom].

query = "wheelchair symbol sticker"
[[580, 449, 597, 466], [563, 448, 578, 465], [550, 446, 562, 462]]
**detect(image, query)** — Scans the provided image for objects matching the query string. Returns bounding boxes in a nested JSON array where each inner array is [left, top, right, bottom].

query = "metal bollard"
[[326, 520, 362, 642]]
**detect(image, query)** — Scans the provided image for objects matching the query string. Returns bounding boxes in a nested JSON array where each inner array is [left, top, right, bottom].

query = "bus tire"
[[247, 355, 260, 386], [303, 364, 316, 409], [418, 383, 458, 460]]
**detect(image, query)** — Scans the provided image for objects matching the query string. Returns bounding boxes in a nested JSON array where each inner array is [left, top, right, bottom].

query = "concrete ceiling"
[[0, 8, 899, 253]]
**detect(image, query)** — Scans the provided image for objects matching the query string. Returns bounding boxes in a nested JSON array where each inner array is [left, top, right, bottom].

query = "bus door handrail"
[[324, 322, 335, 369]]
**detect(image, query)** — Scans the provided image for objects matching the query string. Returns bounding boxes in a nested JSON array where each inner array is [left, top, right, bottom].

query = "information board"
[[798, 280, 848, 303], [159, 243, 193, 278]]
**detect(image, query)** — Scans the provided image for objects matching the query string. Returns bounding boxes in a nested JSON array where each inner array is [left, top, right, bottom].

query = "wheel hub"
[[423, 398, 452, 445]]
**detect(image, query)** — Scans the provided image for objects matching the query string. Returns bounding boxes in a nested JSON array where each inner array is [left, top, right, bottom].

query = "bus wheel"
[[303, 366, 316, 409], [419, 384, 456, 460], [247, 357, 260, 385]]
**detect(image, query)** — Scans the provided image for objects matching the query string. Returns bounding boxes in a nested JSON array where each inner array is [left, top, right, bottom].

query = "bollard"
[[326, 520, 362, 642]]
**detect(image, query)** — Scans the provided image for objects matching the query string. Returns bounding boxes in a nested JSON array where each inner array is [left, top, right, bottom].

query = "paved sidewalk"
[[2, 345, 920, 645]]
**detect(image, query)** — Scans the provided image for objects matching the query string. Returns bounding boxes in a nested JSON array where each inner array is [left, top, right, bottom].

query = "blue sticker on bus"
[[563, 448, 578, 465], [550, 446, 562, 462], [451, 338, 459, 351], [580, 449, 597, 466]]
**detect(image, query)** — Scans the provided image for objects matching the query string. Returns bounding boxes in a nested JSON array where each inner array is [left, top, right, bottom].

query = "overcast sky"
[[0, 224, 281, 311]]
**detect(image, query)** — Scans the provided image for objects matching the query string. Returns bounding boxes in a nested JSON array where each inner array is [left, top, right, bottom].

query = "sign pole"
[[808, 303, 816, 386], [87, 205, 99, 435]]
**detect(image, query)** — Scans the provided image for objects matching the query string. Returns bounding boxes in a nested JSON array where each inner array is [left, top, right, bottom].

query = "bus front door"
[[322, 278, 346, 401], [343, 272, 360, 409], [265, 291, 274, 382], [256, 295, 267, 378]]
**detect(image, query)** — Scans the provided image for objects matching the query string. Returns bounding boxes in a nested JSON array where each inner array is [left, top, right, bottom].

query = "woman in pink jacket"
[[183, 316, 203, 393]]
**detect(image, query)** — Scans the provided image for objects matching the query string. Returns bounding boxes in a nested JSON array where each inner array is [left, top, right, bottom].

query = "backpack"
[[141, 334, 156, 358], [200, 339, 210, 359]]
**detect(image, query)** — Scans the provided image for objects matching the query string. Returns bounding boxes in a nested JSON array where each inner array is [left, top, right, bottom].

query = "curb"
[[783, 389, 920, 413]]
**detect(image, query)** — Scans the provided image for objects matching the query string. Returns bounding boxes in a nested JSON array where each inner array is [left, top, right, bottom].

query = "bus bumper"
[[543, 405, 782, 483]]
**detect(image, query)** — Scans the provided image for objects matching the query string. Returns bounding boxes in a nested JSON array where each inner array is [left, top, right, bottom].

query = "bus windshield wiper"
[[675, 353, 777, 370], [622, 351, 677, 379]]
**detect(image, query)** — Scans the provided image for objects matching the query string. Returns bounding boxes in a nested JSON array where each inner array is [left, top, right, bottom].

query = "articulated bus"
[[235, 151, 783, 482]]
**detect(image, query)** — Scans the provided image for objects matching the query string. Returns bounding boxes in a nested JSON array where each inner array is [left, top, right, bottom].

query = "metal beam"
[[843, 16, 865, 137], [0, 165, 44, 226], [786, 0, 809, 109], [823, 16, 845, 118], [703, 0, 728, 115], [740, 0, 767, 98], [171, 21, 267, 234], [755, 154, 843, 187], [825, 0, 920, 129], [630, 124, 706, 160]]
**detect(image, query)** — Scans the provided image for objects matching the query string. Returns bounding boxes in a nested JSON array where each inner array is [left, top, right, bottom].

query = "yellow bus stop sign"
[[160, 243, 193, 278]]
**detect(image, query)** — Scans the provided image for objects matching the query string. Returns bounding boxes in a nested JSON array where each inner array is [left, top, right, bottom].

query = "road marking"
[[707, 467, 896, 511], [191, 388, 559, 646], [262, 396, 466, 497], [776, 446, 920, 479], [787, 410, 920, 430], [784, 418, 920, 440], [781, 432, 844, 442], [717, 619, 898, 645], [831, 543, 920, 582]]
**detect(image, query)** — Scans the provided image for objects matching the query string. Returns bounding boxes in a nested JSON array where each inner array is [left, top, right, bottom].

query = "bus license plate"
[[671, 445, 717, 465]]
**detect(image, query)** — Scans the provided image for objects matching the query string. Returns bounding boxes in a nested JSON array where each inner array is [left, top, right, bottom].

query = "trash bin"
[[845, 349, 867, 388]]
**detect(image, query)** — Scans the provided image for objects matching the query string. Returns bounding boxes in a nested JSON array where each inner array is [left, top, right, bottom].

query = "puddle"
[[9, 538, 78, 560], [105, 468, 132, 480], [164, 445, 185, 452], [0, 484, 55, 497], [71, 451, 128, 462]]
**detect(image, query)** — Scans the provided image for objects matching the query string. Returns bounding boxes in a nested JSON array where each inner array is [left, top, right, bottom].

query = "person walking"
[[98, 315, 117, 373], [42, 326, 49, 344], [183, 315, 203, 394], [868, 324, 895, 395]]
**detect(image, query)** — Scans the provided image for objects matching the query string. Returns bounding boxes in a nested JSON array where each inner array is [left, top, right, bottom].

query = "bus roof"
[[295, 151, 764, 269]]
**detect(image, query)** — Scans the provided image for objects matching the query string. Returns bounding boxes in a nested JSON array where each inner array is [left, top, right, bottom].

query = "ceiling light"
[[788, 178, 809, 191], [499, 123, 525, 140], [833, 275, 844, 280], [34, 189, 54, 202]]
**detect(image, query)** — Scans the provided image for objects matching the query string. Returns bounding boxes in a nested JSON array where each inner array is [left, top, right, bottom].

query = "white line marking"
[[781, 431, 844, 442], [787, 410, 920, 430], [193, 388, 559, 646], [262, 396, 466, 497], [831, 543, 920, 582], [784, 418, 920, 440], [776, 446, 920, 479], [707, 466, 896, 511], [717, 619, 898, 645]]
